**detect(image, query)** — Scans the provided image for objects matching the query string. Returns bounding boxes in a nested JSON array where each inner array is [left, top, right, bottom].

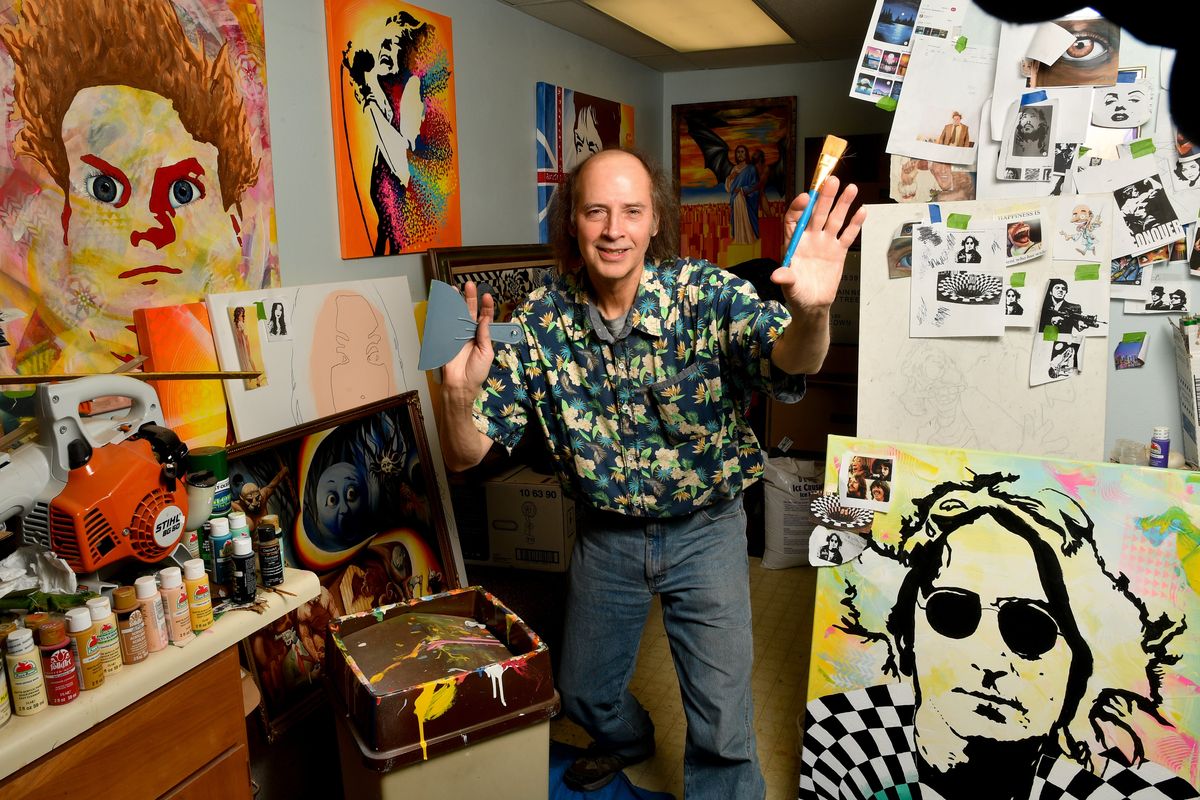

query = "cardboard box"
[[473, 466, 576, 572], [766, 382, 858, 456], [1171, 320, 1200, 468]]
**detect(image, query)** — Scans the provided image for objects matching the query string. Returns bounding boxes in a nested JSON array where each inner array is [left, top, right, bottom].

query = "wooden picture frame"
[[671, 96, 797, 269], [427, 243, 554, 322], [232, 391, 462, 742]]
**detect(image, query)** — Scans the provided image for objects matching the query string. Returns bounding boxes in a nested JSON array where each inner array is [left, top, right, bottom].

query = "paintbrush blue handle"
[[781, 189, 817, 268]]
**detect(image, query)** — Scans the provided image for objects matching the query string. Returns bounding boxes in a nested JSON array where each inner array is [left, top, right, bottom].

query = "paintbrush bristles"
[[823, 135, 848, 158], [810, 135, 848, 192]]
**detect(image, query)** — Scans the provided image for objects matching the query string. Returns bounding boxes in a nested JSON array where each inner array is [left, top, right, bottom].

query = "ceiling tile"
[[519, 1, 673, 57]]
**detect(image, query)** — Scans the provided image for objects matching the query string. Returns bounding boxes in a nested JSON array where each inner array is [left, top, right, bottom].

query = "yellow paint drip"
[[413, 678, 458, 760]]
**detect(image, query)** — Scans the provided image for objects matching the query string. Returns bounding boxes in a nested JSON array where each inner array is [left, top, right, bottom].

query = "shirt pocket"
[[646, 360, 724, 446]]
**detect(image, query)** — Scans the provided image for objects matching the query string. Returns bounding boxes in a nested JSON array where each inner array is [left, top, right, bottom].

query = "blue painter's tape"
[[1116, 71, 1137, 83], [928, 204, 941, 223], [1021, 90, 1047, 105]]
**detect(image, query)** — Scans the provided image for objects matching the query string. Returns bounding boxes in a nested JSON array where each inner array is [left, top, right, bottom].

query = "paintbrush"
[[780, 134, 849, 269]]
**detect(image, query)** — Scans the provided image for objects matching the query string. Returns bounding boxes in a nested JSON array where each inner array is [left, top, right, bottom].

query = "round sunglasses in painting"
[[916, 587, 1062, 660]]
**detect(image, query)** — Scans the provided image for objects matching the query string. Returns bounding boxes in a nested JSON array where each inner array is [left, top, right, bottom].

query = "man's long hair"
[[545, 147, 680, 274]]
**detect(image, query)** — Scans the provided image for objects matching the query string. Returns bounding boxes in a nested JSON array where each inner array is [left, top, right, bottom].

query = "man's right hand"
[[438, 281, 498, 472], [441, 281, 495, 399]]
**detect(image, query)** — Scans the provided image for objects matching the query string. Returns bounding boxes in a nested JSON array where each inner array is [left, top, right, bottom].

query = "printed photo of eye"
[[1033, 18, 1120, 88]]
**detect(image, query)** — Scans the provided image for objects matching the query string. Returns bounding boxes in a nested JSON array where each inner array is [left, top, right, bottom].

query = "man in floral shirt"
[[440, 148, 865, 796]]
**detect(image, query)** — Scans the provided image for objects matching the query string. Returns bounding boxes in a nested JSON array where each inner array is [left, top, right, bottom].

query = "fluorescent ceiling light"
[[583, 0, 793, 52]]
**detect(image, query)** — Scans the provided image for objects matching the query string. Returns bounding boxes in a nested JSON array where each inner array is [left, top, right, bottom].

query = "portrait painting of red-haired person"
[[0, 0, 279, 375]]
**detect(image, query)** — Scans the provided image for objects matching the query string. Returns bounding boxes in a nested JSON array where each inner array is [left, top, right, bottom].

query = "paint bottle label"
[[117, 608, 149, 664], [1149, 427, 1170, 468], [69, 628, 106, 691], [161, 586, 196, 646], [259, 541, 285, 588], [41, 644, 80, 706], [0, 665, 11, 727], [96, 618, 124, 676], [6, 646, 48, 716], [186, 578, 215, 632], [212, 475, 232, 516], [232, 561, 256, 603]]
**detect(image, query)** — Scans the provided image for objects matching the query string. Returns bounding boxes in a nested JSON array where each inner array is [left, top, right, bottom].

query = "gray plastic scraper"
[[418, 280, 524, 370]]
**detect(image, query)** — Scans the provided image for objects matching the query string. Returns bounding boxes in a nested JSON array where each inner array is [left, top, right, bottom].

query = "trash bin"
[[325, 586, 559, 800]]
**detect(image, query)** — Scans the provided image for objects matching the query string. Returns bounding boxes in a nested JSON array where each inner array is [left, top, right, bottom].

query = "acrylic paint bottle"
[[0, 627, 13, 728], [183, 559, 215, 632], [38, 621, 80, 705], [186, 445, 231, 518], [197, 520, 214, 578], [230, 536, 257, 603], [21, 612, 51, 634], [208, 516, 233, 586], [65, 607, 105, 691], [112, 586, 149, 665], [158, 567, 196, 647], [257, 523, 285, 588], [228, 510, 251, 540], [1149, 426, 1170, 468], [85, 596, 124, 677], [134, 576, 170, 653], [5, 627, 48, 716]]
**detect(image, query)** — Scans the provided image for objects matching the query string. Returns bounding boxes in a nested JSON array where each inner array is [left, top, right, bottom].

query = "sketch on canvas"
[[858, 200, 1108, 461]]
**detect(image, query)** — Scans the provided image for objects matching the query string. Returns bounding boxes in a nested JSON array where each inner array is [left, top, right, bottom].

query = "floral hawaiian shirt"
[[473, 257, 806, 518]]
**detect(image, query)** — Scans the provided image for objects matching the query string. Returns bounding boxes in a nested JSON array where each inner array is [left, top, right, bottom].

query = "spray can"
[[186, 446, 231, 518], [208, 516, 233, 586], [65, 607, 105, 691], [183, 559, 215, 632], [158, 568, 196, 647], [230, 537, 258, 603], [85, 597, 124, 677], [1149, 426, 1171, 468], [228, 510, 251, 540], [112, 587, 149, 665], [257, 523, 286, 588], [5, 627, 48, 716], [38, 621, 80, 705], [134, 576, 170, 653]]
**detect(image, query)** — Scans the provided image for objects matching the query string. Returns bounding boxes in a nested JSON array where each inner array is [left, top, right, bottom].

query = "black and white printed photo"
[[1037, 278, 1105, 335], [266, 299, 291, 342], [936, 271, 1002, 304], [954, 234, 981, 263], [1124, 279, 1194, 315], [1012, 105, 1051, 158], [1004, 288, 1024, 316], [1114, 177, 1177, 239]]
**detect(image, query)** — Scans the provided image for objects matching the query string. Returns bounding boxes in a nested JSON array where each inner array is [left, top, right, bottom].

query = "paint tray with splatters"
[[325, 585, 558, 770]]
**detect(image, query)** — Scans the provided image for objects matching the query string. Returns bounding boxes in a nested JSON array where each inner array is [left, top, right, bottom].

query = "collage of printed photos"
[[858, 5, 1200, 386], [849, 0, 963, 105]]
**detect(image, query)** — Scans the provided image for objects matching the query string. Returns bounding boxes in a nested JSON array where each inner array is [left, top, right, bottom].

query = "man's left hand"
[[772, 176, 867, 310]]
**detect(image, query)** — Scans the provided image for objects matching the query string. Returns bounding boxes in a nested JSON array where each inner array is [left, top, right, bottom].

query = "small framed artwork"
[[671, 96, 797, 269], [231, 391, 462, 741], [427, 243, 555, 323]]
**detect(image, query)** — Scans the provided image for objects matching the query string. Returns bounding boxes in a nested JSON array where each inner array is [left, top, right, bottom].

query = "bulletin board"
[[857, 199, 1109, 462]]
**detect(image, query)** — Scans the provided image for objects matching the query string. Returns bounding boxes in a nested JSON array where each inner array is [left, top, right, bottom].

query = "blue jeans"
[[558, 495, 765, 799]]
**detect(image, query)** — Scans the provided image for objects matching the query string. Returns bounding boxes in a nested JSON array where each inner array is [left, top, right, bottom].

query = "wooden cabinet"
[[0, 647, 250, 800]]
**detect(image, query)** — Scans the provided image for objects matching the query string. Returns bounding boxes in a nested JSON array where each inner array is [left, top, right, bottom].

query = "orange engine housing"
[[48, 437, 189, 573]]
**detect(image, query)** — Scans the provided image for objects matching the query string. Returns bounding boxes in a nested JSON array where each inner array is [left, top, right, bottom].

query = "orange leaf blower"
[[0, 376, 213, 573]]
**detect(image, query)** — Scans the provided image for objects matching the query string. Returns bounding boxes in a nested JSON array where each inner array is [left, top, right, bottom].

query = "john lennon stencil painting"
[[325, 0, 461, 258], [801, 435, 1200, 799], [0, 0, 278, 376]]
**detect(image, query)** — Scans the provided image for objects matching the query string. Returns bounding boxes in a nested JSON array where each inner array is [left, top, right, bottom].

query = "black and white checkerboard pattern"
[[800, 683, 1200, 799], [800, 683, 921, 799]]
